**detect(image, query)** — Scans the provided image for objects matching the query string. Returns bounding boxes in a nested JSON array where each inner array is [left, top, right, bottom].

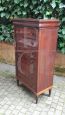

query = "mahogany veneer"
[[13, 18, 59, 103]]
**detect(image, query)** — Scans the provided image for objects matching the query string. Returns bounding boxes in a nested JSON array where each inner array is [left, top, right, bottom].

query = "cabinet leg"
[[36, 96, 38, 104], [49, 89, 51, 97], [17, 80, 19, 86]]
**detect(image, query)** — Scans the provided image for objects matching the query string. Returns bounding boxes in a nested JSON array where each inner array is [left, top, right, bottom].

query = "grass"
[[0, 58, 15, 65], [54, 66, 65, 76], [0, 63, 65, 78], [0, 70, 15, 78], [0, 58, 7, 63], [55, 67, 65, 73]]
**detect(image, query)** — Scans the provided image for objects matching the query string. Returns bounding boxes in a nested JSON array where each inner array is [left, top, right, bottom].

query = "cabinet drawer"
[[16, 39, 38, 50], [15, 27, 38, 50]]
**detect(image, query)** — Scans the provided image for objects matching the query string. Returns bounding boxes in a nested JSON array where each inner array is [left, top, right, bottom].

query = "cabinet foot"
[[17, 80, 19, 86], [36, 96, 38, 104], [49, 89, 51, 97]]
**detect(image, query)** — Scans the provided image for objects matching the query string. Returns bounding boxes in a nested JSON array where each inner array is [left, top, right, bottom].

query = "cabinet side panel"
[[37, 28, 58, 93]]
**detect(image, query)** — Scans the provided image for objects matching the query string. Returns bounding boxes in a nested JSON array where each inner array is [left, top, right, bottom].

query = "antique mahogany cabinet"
[[13, 19, 59, 103]]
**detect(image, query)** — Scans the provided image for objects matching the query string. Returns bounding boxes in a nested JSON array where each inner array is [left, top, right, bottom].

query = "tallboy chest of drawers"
[[13, 19, 59, 103]]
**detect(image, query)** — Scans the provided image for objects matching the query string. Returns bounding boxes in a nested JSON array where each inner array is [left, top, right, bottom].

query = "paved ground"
[[0, 63, 65, 115]]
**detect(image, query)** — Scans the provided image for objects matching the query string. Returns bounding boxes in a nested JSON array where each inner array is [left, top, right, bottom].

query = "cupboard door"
[[16, 51, 38, 89]]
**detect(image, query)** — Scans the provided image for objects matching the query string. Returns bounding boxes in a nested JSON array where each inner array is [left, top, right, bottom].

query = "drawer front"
[[15, 27, 38, 50], [15, 51, 38, 89]]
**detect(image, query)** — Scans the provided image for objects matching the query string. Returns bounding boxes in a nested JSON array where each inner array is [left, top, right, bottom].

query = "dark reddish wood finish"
[[13, 18, 59, 96]]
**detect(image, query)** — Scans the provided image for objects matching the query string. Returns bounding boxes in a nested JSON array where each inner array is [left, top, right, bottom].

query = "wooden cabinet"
[[13, 19, 59, 103]]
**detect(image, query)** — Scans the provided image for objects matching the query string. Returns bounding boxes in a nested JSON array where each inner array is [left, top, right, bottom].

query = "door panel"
[[16, 51, 38, 90]]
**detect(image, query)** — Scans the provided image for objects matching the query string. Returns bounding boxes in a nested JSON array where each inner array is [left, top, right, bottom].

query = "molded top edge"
[[13, 18, 60, 28], [13, 18, 59, 23]]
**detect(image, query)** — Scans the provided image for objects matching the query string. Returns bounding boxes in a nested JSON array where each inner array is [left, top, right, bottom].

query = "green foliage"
[[0, 0, 65, 53], [0, 24, 13, 43]]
